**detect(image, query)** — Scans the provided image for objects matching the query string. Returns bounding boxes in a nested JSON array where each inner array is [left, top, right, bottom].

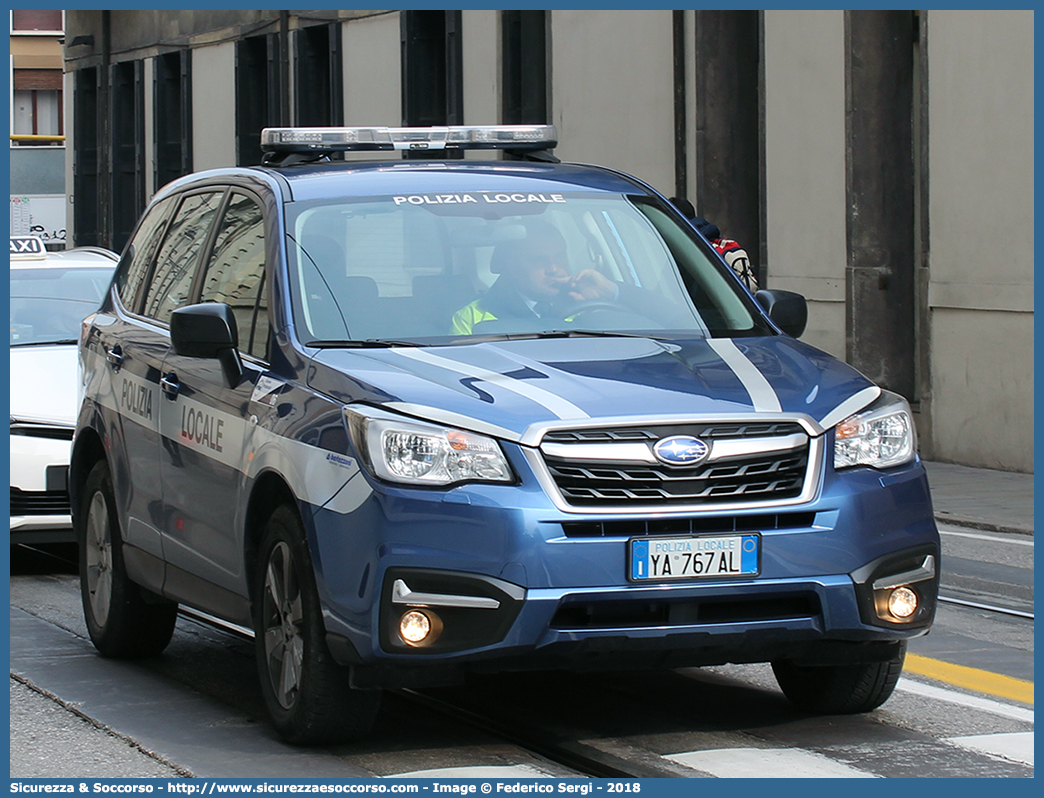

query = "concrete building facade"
[[58, 9, 1034, 473]]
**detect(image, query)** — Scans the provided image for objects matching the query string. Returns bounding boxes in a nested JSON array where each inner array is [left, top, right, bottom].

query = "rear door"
[[81, 196, 175, 585]]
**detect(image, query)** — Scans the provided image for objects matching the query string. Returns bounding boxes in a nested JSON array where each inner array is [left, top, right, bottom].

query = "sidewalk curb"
[[934, 513, 1034, 537]]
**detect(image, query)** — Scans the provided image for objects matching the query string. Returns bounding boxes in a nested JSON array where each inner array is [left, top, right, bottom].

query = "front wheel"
[[771, 642, 906, 714], [253, 504, 381, 745], [77, 459, 177, 658]]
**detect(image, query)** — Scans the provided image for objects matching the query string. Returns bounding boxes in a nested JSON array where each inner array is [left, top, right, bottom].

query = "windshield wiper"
[[308, 339, 422, 349], [541, 329, 673, 340], [11, 339, 79, 348]]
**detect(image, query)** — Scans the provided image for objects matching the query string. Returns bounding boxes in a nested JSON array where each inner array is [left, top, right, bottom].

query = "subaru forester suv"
[[72, 125, 939, 744]]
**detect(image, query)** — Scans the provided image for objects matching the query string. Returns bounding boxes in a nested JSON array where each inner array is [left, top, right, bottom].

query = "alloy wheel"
[[84, 490, 113, 626], [262, 541, 304, 710]]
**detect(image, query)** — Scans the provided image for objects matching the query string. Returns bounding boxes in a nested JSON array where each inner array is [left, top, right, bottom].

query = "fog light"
[[888, 586, 918, 618], [400, 610, 431, 643], [398, 609, 443, 647]]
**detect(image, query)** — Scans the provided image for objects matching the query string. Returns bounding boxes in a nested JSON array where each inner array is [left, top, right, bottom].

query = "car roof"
[[9, 246, 120, 271], [156, 159, 651, 205]]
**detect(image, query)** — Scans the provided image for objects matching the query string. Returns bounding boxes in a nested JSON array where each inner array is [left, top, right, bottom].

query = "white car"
[[10, 236, 119, 544]]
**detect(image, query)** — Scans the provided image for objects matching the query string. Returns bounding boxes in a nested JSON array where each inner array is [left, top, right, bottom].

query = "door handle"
[[160, 373, 180, 399], [106, 348, 123, 370]]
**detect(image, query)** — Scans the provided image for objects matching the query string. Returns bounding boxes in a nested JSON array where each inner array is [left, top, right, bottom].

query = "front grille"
[[10, 488, 71, 516], [10, 424, 74, 441], [540, 422, 811, 508], [550, 592, 820, 629]]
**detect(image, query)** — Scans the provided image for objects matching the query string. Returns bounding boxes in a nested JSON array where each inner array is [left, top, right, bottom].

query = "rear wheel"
[[772, 642, 906, 714], [253, 504, 381, 745], [77, 460, 177, 658]]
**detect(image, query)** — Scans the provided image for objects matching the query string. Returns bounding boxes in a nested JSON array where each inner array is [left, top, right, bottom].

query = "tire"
[[253, 504, 381, 745], [77, 460, 177, 658], [772, 642, 907, 714]]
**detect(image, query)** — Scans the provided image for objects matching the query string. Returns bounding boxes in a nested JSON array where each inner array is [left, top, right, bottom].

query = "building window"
[[12, 70, 63, 140], [111, 60, 146, 253], [401, 10, 462, 158], [73, 67, 101, 248], [501, 11, 547, 124], [295, 23, 343, 127], [11, 10, 63, 33], [236, 34, 282, 166], [155, 50, 193, 189]]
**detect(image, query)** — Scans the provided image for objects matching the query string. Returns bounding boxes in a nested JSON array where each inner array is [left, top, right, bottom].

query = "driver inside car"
[[450, 219, 682, 335]]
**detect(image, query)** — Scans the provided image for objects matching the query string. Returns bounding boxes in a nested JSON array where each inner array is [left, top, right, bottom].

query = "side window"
[[199, 193, 269, 360], [115, 196, 175, 311], [142, 191, 223, 324]]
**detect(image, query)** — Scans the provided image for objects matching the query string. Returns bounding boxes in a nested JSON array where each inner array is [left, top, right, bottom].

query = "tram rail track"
[[937, 594, 1033, 620], [395, 687, 656, 778]]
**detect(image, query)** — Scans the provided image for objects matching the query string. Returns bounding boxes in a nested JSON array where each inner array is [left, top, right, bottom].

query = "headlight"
[[344, 407, 513, 486], [833, 390, 916, 470]]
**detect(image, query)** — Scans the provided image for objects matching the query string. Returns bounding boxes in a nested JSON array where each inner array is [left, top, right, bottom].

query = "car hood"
[[9, 345, 79, 426], [308, 336, 879, 443]]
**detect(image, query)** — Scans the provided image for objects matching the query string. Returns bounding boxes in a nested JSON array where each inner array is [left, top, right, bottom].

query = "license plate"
[[629, 534, 760, 581]]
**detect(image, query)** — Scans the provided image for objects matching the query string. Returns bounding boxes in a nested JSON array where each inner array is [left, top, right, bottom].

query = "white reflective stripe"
[[818, 385, 881, 430], [383, 402, 522, 443], [159, 392, 247, 471], [706, 339, 782, 412], [84, 349, 368, 515], [389, 347, 589, 420], [85, 350, 160, 435], [248, 425, 369, 515]]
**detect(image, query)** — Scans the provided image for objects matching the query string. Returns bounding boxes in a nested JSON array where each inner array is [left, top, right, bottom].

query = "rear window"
[[285, 191, 771, 344]]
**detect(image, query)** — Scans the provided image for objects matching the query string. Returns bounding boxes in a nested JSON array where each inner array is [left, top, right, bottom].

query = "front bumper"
[[306, 454, 939, 684], [10, 433, 74, 542]]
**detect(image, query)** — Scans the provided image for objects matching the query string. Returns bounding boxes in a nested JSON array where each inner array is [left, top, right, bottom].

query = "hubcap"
[[85, 491, 113, 626], [262, 541, 304, 710]]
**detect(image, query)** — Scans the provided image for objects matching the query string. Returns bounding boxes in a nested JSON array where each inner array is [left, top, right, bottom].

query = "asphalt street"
[[8, 459, 1034, 778]]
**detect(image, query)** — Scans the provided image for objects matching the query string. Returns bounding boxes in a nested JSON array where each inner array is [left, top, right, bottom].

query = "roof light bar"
[[260, 125, 557, 154]]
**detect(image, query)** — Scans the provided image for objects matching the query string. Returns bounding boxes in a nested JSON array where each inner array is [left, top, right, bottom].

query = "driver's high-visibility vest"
[[450, 299, 499, 335]]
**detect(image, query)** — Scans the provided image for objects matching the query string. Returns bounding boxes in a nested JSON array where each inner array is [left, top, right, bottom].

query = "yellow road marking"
[[906, 654, 1034, 705]]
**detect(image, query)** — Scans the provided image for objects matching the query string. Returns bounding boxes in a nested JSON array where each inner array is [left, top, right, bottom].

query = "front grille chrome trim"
[[526, 432, 824, 515], [540, 432, 809, 464]]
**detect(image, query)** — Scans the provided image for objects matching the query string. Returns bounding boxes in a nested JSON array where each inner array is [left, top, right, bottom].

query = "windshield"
[[10, 266, 115, 346], [285, 191, 772, 345]]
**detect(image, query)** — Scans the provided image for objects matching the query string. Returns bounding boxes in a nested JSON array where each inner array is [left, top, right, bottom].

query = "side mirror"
[[755, 289, 808, 338], [170, 303, 243, 387]]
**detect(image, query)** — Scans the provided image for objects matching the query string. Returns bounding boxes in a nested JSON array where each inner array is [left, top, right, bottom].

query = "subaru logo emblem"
[[653, 435, 710, 465]]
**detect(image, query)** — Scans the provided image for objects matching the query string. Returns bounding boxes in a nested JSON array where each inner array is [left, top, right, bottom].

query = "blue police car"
[[72, 125, 939, 744]]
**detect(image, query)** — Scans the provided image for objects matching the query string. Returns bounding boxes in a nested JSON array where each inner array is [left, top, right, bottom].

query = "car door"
[[157, 190, 271, 618], [79, 195, 179, 587]]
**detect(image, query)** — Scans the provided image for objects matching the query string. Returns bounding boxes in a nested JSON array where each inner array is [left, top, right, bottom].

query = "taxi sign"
[[10, 235, 47, 260]]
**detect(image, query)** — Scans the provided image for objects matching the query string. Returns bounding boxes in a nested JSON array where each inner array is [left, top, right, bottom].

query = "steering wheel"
[[563, 299, 626, 317]]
